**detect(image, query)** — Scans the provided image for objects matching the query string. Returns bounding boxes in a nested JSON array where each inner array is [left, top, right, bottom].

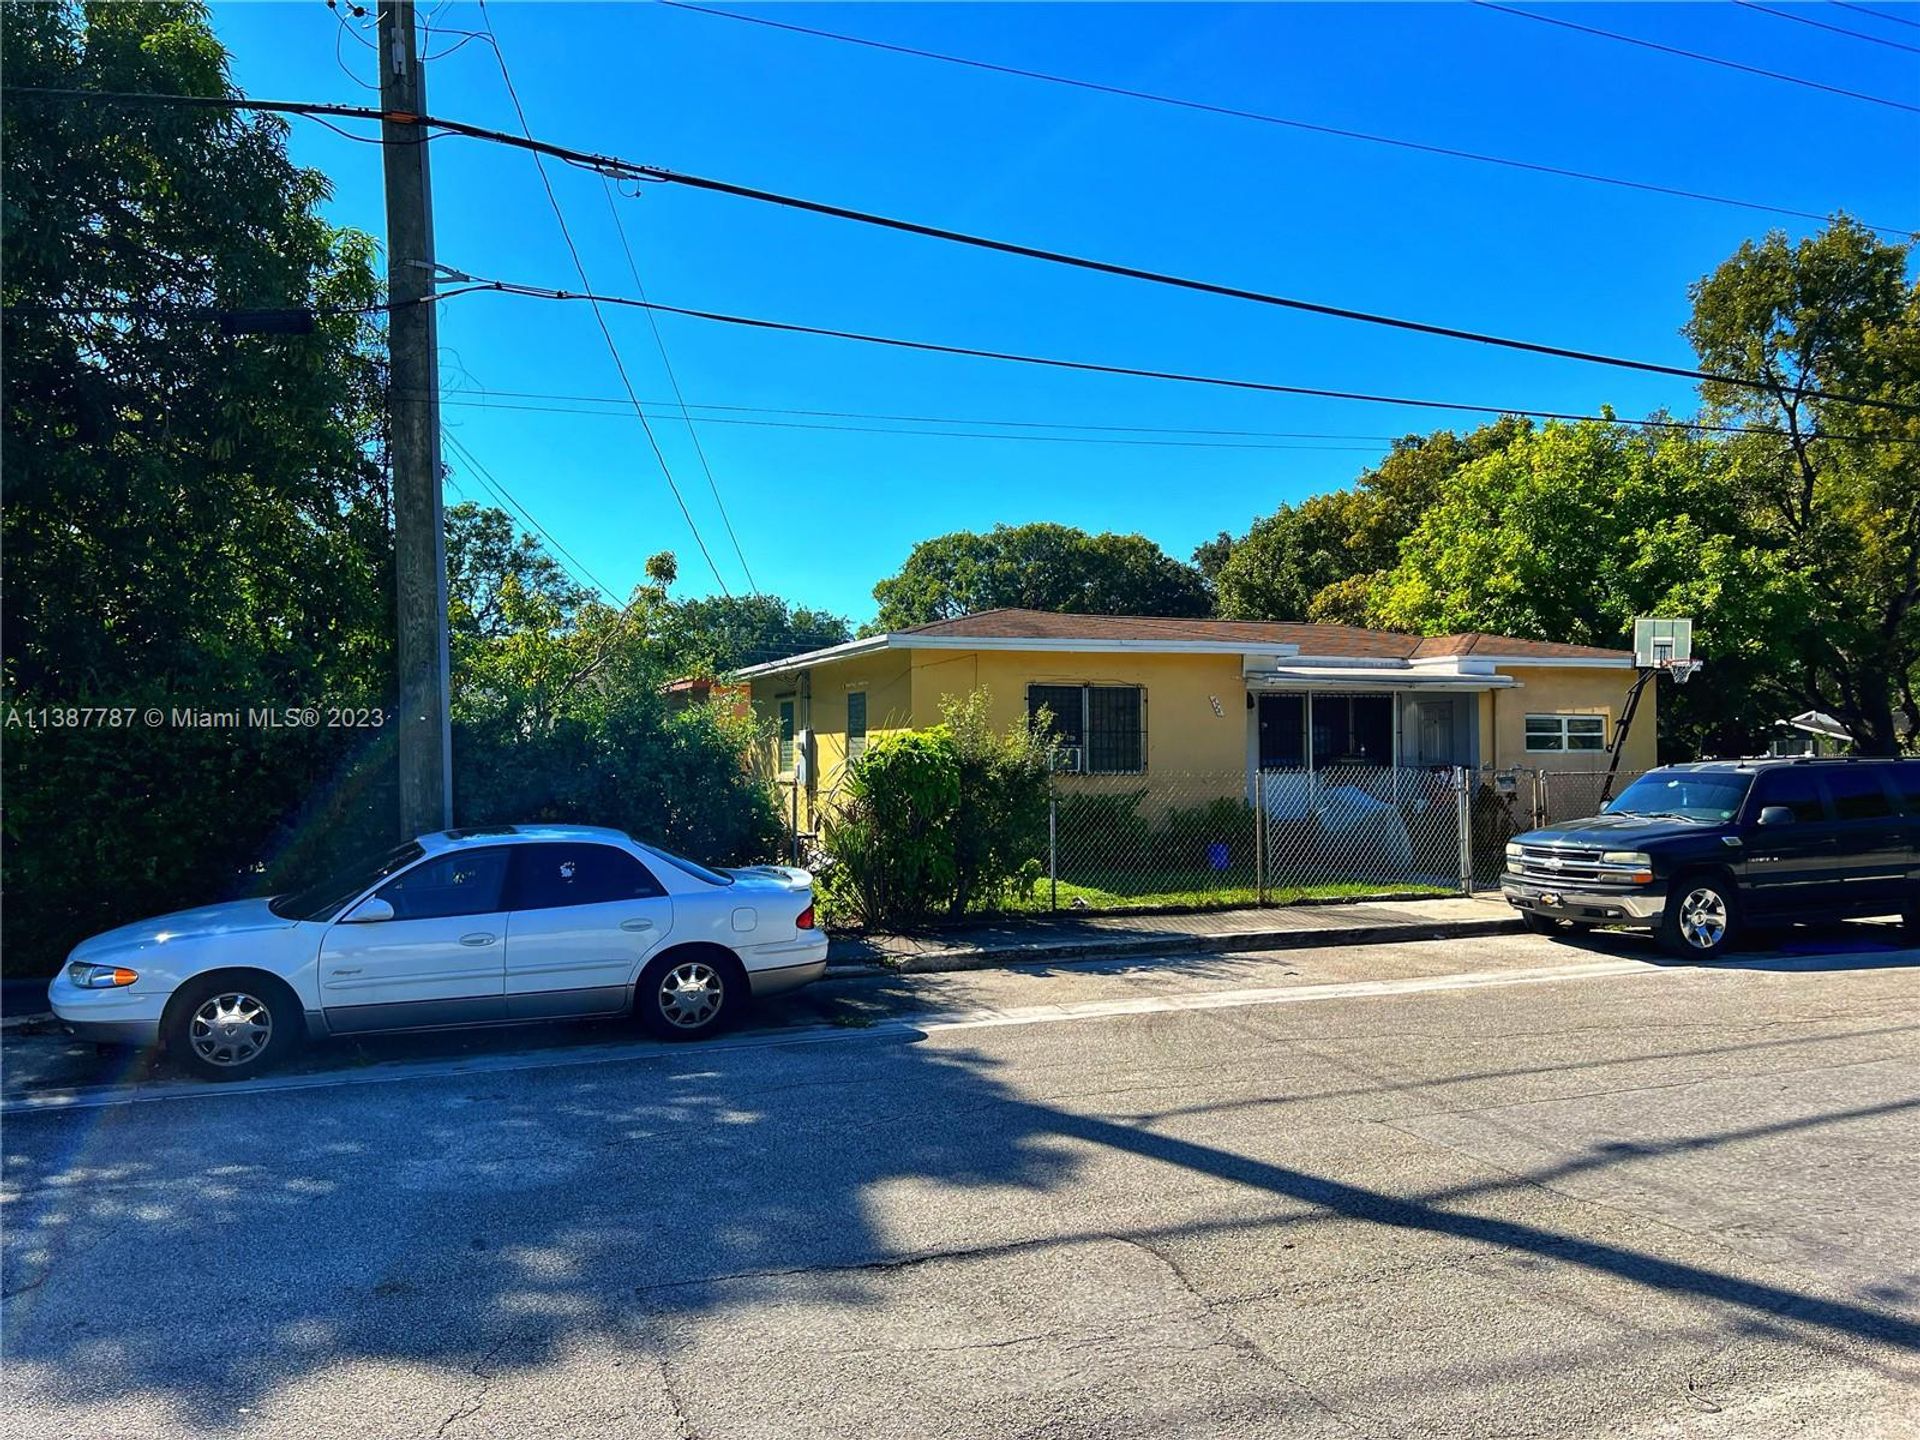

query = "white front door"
[[502, 842, 675, 1019], [318, 847, 512, 1032]]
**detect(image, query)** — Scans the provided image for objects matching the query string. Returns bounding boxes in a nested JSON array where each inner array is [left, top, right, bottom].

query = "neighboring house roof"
[[733, 608, 1634, 680]]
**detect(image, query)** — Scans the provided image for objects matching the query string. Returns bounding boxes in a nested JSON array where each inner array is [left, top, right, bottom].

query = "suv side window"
[[1890, 761, 1920, 816], [1823, 767, 1894, 822], [1750, 769, 1827, 824], [510, 843, 667, 911], [377, 848, 510, 920]]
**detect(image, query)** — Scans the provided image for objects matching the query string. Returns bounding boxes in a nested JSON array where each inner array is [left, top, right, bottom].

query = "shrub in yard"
[[817, 691, 1053, 927], [940, 692, 1053, 916], [818, 728, 961, 930]]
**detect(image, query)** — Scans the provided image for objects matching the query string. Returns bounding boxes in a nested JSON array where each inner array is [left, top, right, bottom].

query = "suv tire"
[[1659, 875, 1740, 960]]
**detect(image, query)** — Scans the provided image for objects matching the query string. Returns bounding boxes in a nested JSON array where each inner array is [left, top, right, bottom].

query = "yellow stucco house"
[[738, 609, 1655, 835]]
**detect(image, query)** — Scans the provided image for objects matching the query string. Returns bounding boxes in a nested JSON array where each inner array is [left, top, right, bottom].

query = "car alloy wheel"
[[1677, 886, 1728, 952], [656, 961, 724, 1030], [187, 990, 274, 1069]]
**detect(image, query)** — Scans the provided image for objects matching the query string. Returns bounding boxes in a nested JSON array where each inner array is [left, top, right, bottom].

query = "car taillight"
[[796, 904, 815, 930]]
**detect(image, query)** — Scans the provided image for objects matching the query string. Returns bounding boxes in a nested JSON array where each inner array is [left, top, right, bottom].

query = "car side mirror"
[[1757, 805, 1795, 827], [341, 895, 396, 924]]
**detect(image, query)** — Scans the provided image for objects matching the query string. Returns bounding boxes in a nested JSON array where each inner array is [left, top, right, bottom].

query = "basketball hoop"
[[1661, 658, 1702, 686]]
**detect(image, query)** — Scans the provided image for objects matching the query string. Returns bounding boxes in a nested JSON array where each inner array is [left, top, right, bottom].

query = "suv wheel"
[[1660, 877, 1739, 960], [164, 974, 302, 1081]]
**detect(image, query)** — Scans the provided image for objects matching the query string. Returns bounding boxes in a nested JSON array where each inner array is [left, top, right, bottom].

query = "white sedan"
[[48, 824, 828, 1080]]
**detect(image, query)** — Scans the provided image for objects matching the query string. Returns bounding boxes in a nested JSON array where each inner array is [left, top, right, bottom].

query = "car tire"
[[1658, 875, 1740, 960], [636, 949, 740, 1041], [163, 973, 303, 1082]]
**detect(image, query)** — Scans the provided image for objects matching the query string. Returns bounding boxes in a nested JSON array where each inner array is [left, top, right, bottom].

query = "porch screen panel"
[[1086, 685, 1143, 773], [1352, 696, 1393, 764], [1258, 694, 1305, 768]]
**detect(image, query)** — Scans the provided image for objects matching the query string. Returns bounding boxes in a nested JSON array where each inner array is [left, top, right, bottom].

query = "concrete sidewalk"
[[827, 894, 1521, 975]]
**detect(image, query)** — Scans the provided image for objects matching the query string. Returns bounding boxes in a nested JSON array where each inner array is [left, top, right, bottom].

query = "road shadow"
[[5, 947, 1919, 1426]]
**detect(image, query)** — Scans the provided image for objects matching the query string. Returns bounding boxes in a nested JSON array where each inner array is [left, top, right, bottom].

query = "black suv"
[[1500, 758, 1920, 958]]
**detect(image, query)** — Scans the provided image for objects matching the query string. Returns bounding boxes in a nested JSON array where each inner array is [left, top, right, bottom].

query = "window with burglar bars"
[[846, 691, 868, 760], [777, 697, 796, 771], [1027, 683, 1144, 773], [1525, 713, 1606, 752]]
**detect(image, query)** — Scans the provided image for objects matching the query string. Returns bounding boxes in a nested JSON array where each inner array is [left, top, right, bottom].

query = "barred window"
[[1027, 684, 1144, 774], [777, 696, 796, 771]]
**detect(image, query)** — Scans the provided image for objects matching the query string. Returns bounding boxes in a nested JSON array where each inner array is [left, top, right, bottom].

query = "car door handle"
[[460, 932, 498, 947], [620, 918, 655, 932]]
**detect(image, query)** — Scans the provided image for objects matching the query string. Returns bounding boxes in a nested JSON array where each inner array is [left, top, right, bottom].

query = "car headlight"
[[67, 962, 139, 989], [1602, 851, 1651, 866], [1504, 841, 1524, 859]]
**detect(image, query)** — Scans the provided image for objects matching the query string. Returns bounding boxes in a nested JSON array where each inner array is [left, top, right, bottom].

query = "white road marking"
[[2, 957, 1667, 1115]]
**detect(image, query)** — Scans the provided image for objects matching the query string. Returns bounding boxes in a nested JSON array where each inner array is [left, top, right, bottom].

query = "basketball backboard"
[[1633, 617, 1693, 670]]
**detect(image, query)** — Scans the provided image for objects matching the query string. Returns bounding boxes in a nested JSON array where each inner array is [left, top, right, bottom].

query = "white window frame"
[[776, 695, 797, 773], [1524, 712, 1607, 753]]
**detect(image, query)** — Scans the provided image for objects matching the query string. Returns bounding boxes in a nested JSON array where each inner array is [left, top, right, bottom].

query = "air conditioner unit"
[[1053, 745, 1084, 774]]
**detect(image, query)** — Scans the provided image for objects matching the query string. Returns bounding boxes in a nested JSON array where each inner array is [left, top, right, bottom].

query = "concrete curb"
[[826, 914, 1525, 978]]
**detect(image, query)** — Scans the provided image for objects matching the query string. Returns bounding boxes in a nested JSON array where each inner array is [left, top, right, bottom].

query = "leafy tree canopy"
[[870, 523, 1211, 631]]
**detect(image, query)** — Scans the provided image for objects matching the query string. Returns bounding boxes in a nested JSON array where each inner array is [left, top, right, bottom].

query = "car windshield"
[[634, 839, 734, 887], [268, 842, 426, 921], [1605, 772, 1750, 823]]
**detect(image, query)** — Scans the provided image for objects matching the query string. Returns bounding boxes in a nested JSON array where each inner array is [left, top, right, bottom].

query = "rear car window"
[[1823, 767, 1893, 822], [510, 843, 666, 910]]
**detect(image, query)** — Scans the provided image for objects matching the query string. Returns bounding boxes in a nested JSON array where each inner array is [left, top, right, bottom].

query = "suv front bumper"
[[1500, 875, 1668, 928]]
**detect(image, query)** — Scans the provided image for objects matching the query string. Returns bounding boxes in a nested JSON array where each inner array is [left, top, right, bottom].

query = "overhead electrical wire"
[[430, 384, 1413, 440], [1474, 2, 1920, 113], [433, 396, 1397, 451], [1735, 1, 1920, 54], [441, 427, 622, 603], [655, 0, 1905, 236], [462, 4, 739, 596], [18, 86, 1918, 423], [18, 86, 1915, 418], [1833, 3, 1920, 32], [430, 274, 1907, 446]]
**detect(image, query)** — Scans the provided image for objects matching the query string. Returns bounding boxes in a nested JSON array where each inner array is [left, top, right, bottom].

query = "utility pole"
[[379, 0, 453, 837]]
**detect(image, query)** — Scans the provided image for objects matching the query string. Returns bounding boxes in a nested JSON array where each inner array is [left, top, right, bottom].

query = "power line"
[[433, 395, 1396, 451], [1832, 3, 1920, 32], [597, 173, 759, 591], [466, 4, 737, 596], [1736, 1, 1920, 53], [1475, 2, 1920, 114], [656, 0, 1907, 237], [432, 384, 1412, 439], [19, 84, 1918, 417], [437, 274, 1908, 445], [441, 427, 622, 602]]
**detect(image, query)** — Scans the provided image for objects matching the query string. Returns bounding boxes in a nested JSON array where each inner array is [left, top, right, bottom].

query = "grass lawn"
[[1004, 869, 1455, 913]]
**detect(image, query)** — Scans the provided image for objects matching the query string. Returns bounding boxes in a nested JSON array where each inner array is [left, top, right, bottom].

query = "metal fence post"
[[1254, 771, 1268, 905], [1048, 788, 1058, 912], [1455, 766, 1474, 894]]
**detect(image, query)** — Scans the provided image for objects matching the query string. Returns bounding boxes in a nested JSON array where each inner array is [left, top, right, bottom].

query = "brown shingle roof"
[[903, 608, 1632, 661]]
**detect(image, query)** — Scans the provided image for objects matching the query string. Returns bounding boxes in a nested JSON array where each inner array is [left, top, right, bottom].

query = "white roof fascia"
[[731, 634, 891, 679], [1245, 668, 1518, 692]]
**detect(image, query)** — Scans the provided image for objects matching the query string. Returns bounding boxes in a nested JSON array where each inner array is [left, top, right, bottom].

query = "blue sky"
[[208, 1, 1918, 622]]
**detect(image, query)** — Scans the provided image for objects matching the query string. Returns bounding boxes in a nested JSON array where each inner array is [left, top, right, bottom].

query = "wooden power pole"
[[379, 0, 453, 837]]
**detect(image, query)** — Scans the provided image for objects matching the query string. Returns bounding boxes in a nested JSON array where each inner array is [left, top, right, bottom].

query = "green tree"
[[1368, 420, 1803, 757], [655, 593, 851, 673], [1, 1, 394, 973], [870, 523, 1211, 630], [1684, 217, 1919, 754], [1213, 421, 1526, 622]]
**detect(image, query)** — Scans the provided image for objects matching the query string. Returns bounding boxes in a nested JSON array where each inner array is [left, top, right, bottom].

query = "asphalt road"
[[4, 925, 1918, 1439]]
